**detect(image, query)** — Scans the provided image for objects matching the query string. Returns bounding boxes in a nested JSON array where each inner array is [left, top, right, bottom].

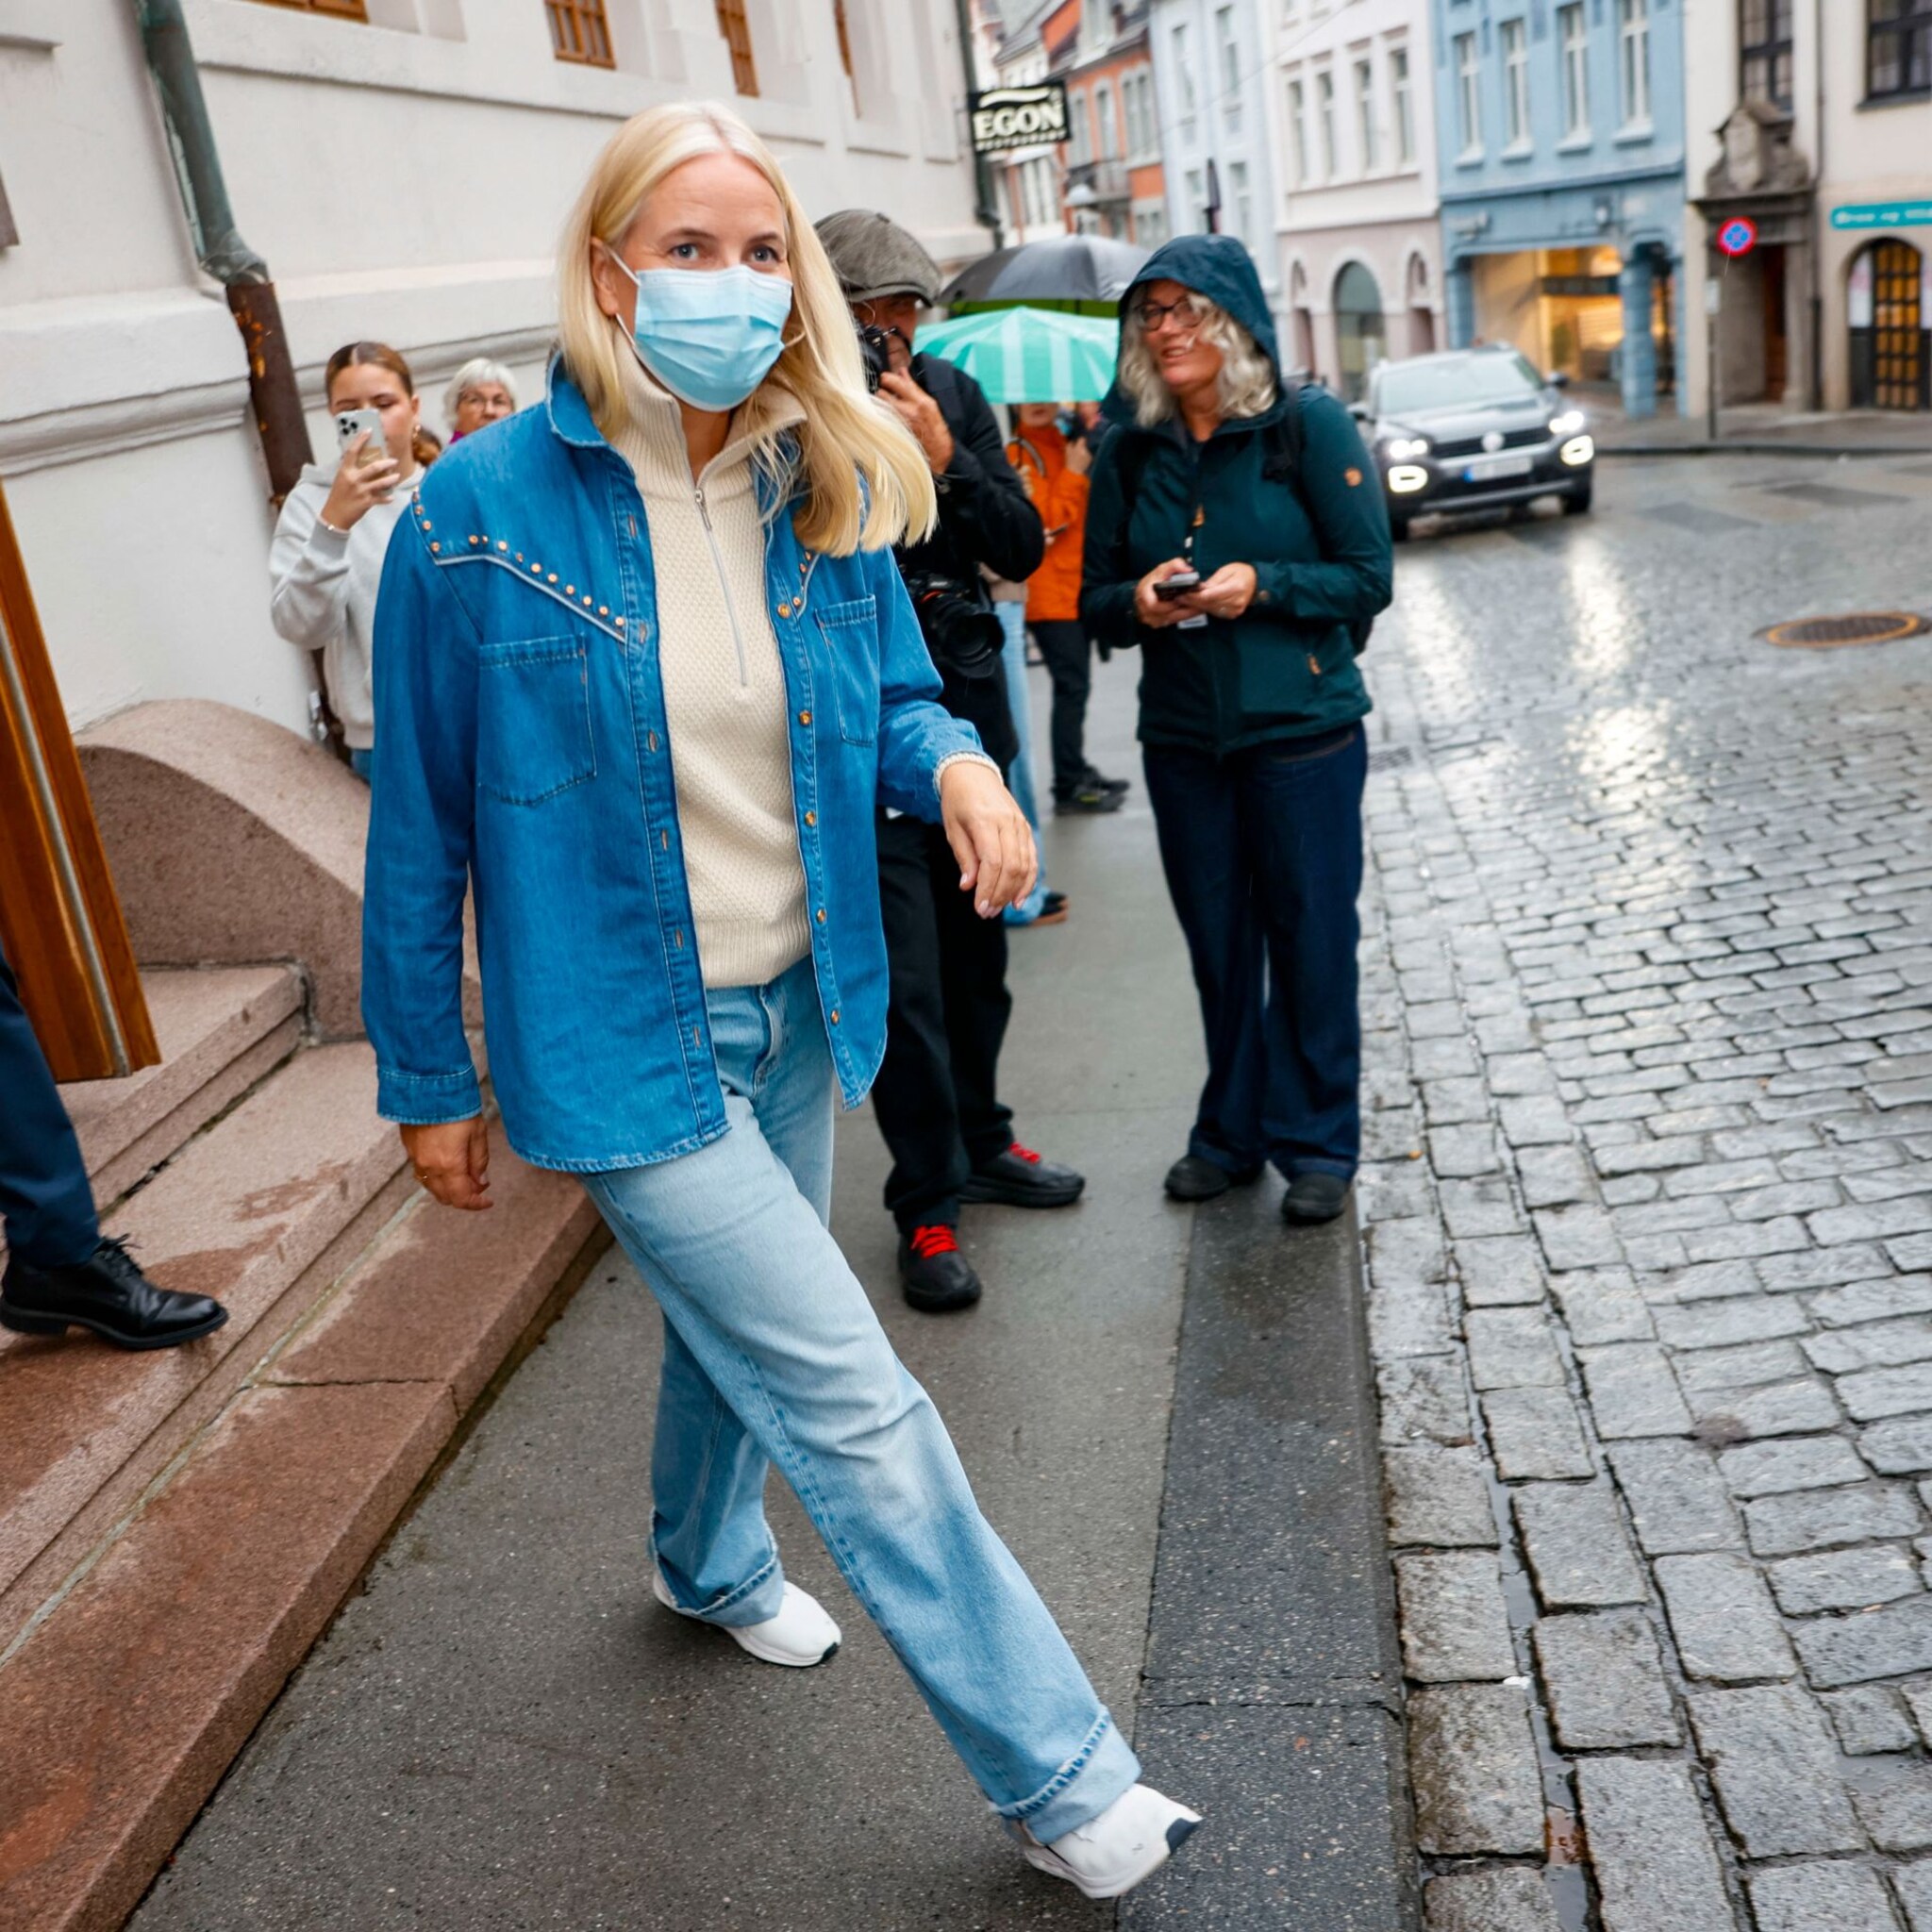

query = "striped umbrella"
[[915, 307, 1122, 404]]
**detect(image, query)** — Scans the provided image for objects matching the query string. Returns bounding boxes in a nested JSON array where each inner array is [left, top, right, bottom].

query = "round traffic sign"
[[1716, 217, 1757, 258]]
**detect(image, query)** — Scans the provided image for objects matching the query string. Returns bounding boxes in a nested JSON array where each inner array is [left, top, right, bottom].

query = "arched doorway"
[[1333, 262, 1387, 400], [1406, 252, 1436, 356], [1288, 261, 1316, 378], [1850, 240, 1929, 411]]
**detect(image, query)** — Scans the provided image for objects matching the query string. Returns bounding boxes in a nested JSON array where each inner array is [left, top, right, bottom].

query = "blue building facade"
[[1431, 0, 1686, 418]]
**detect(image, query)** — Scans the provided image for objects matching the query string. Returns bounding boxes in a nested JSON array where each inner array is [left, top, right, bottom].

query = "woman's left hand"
[[940, 760, 1038, 917], [1180, 562, 1258, 621]]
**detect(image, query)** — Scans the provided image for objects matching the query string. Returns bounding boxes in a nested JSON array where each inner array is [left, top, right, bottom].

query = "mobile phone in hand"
[[1153, 570, 1202, 601], [335, 408, 385, 466]]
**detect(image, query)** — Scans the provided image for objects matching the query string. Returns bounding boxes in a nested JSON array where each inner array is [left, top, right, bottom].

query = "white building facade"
[[0, 0, 984, 739], [1147, 0, 1281, 315], [1264, 0, 1443, 397]]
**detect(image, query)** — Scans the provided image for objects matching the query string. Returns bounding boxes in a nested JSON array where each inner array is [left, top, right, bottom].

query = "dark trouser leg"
[[924, 821, 1015, 1171], [0, 934, 100, 1269], [870, 811, 969, 1230], [1142, 744, 1266, 1172], [1031, 620, 1092, 798], [1240, 726, 1367, 1178]]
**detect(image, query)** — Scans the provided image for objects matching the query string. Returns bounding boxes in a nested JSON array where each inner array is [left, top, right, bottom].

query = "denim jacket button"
[[798, 710, 811, 726], [816, 908, 826, 924], [804, 810, 817, 826]]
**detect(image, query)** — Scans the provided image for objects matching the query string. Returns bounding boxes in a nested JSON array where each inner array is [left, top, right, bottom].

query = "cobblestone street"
[[1363, 452, 1932, 1930]]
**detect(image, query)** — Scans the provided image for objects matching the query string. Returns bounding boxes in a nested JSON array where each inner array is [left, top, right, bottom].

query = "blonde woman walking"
[[360, 102, 1198, 1900]]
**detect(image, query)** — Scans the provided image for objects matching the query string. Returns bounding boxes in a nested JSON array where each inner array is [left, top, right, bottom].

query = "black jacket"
[[892, 351, 1044, 769]]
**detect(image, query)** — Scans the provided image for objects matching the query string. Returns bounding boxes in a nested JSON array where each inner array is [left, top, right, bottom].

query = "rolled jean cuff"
[[651, 1540, 784, 1627], [993, 1708, 1141, 1842]]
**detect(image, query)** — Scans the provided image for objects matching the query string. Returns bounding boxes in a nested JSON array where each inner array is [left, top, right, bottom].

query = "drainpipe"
[[129, 0, 312, 502], [953, 0, 1005, 247], [1807, 0, 1824, 411]]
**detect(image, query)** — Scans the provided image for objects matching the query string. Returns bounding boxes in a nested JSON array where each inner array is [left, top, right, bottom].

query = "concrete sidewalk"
[[130, 662, 1411, 1929], [1591, 398, 1932, 459]]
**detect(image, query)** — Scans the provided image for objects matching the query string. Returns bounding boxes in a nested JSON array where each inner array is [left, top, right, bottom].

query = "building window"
[[1069, 90, 1092, 164], [1185, 165, 1206, 231], [831, 0, 858, 104], [545, 0, 613, 64], [1390, 44, 1413, 164], [1124, 70, 1158, 158], [1215, 6, 1242, 132], [245, 0, 368, 14], [1096, 80, 1118, 157], [1316, 68, 1338, 176], [1869, 0, 1932, 98], [1354, 58, 1378, 171], [1134, 202, 1170, 245], [1174, 24, 1199, 141], [1287, 77, 1309, 184], [1558, 3, 1590, 137], [1740, 0, 1793, 106], [1229, 159, 1253, 247], [1501, 18, 1530, 149], [1454, 31, 1481, 156], [1618, 0, 1652, 127], [714, 0, 759, 92]]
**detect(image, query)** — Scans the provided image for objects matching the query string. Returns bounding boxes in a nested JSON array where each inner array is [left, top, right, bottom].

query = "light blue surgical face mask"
[[607, 255, 793, 412]]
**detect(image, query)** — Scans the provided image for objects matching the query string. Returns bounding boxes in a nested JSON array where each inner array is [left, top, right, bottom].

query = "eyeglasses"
[[1131, 293, 1205, 335]]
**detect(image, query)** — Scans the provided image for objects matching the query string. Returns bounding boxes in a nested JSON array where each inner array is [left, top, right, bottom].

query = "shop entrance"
[[1850, 239, 1929, 411], [1333, 262, 1388, 401]]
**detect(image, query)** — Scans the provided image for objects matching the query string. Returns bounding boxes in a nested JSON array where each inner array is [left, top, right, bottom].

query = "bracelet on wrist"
[[316, 513, 349, 538]]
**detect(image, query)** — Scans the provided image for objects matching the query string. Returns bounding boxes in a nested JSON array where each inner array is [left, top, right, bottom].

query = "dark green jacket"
[[1080, 234, 1391, 756]]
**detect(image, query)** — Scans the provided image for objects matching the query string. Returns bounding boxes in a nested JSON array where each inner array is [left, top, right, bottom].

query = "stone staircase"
[[0, 963, 606, 1923]]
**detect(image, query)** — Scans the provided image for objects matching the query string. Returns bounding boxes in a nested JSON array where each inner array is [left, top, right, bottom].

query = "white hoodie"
[[268, 461, 415, 750]]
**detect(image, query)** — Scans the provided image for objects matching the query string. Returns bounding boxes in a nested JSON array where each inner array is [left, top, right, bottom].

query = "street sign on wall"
[[969, 83, 1069, 154], [1715, 217, 1757, 258], [1831, 202, 1932, 231]]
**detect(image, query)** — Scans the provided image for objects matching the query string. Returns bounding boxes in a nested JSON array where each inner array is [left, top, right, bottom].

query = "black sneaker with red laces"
[[959, 1142, 1086, 1209], [898, 1224, 983, 1314]]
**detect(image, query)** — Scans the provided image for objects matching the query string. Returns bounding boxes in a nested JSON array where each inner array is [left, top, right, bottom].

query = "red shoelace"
[[908, 1225, 960, 1258], [1008, 1143, 1042, 1164]]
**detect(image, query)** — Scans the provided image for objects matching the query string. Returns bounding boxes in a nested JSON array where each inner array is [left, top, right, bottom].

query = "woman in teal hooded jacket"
[[1081, 235, 1392, 1224]]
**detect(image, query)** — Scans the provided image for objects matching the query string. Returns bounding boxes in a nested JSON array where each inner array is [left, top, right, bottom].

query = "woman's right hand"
[[320, 433, 402, 532], [1134, 558, 1194, 629], [400, 1117, 493, 1211]]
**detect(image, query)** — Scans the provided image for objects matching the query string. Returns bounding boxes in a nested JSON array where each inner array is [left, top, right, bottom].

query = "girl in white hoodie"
[[269, 341, 439, 778]]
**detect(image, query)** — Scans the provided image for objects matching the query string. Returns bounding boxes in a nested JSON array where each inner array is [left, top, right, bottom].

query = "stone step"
[[59, 966, 305, 1209], [0, 1151, 604, 1932], [0, 1041, 408, 1647]]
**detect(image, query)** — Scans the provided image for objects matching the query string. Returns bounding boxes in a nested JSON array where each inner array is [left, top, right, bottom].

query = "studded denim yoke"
[[360, 360, 979, 1173]]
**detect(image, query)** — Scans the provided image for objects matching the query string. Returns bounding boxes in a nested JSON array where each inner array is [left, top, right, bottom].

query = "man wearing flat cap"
[[815, 209, 1085, 1316]]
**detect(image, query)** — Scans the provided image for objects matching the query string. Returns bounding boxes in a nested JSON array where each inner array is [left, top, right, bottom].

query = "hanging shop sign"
[[969, 82, 1070, 154]]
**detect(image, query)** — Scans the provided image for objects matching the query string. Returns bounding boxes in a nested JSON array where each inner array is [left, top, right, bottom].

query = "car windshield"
[[1375, 352, 1544, 415]]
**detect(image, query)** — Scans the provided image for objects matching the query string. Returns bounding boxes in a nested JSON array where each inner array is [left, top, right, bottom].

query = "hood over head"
[[1101, 233, 1281, 429]]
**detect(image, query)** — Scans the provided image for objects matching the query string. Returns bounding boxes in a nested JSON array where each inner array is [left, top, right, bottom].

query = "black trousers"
[[870, 810, 1014, 1230], [1030, 619, 1092, 798], [0, 932, 100, 1269]]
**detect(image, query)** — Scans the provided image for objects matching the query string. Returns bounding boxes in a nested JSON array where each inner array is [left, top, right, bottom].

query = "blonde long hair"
[[557, 101, 935, 555], [1116, 294, 1278, 429]]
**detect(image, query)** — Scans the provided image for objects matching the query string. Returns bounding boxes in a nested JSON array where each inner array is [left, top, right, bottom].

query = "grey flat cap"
[[815, 209, 941, 306]]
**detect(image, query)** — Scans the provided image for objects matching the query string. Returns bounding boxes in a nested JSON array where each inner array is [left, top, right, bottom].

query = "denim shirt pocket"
[[812, 595, 881, 747], [475, 637, 596, 805]]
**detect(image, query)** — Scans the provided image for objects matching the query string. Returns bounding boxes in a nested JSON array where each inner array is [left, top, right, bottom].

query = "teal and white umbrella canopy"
[[914, 307, 1122, 404]]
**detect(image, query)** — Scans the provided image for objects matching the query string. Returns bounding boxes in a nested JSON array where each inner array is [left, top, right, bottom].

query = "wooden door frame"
[[0, 481, 158, 1081]]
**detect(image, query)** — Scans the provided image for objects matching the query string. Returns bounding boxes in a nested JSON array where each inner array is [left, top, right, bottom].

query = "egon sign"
[[969, 83, 1070, 155]]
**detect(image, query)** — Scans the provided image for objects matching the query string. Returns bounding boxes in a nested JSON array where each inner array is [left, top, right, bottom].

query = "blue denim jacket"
[[361, 362, 978, 1173]]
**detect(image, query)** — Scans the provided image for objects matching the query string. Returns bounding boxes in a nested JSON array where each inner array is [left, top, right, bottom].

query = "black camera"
[[858, 324, 895, 393], [902, 572, 1003, 681]]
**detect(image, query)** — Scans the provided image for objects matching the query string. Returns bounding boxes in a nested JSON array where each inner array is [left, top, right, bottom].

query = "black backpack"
[[1107, 381, 1374, 657]]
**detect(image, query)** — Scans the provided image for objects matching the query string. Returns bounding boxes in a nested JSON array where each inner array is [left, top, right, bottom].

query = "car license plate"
[[1463, 453, 1533, 483]]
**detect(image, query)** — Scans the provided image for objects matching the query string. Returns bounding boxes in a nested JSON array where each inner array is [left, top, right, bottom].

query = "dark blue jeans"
[[1143, 725, 1366, 1182], [0, 932, 100, 1268]]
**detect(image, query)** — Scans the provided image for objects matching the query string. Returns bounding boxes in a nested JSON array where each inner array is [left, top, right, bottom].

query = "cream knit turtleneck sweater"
[[608, 357, 813, 989]]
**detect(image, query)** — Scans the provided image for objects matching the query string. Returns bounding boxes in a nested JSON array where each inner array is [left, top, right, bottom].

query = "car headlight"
[[1549, 409, 1586, 438], [1386, 464, 1430, 494], [1384, 436, 1431, 461]]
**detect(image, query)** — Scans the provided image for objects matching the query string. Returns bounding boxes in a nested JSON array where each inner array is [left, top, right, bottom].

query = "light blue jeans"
[[581, 957, 1138, 1838], [997, 602, 1051, 926]]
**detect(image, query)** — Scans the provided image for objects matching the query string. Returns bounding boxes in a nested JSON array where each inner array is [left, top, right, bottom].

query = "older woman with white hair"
[[361, 100, 1196, 1899], [1082, 235, 1392, 1227], [442, 357, 518, 441]]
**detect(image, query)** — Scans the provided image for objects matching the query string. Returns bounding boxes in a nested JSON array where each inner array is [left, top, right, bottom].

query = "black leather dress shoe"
[[898, 1227, 983, 1314], [1083, 766, 1131, 797], [1282, 1174, 1351, 1224], [959, 1143, 1086, 1208], [1163, 1155, 1262, 1202], [0, 1237, 229, 1350], [1053, 782, 1124, 815]]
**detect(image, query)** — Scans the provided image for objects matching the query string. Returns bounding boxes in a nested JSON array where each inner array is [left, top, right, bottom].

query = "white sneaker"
[[1011, 1783, 1203, 1899], [651, 1570, 841, 1668]]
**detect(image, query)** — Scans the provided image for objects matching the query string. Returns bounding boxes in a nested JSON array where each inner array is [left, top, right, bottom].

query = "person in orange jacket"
[[1008, 405, 1129, 814]]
